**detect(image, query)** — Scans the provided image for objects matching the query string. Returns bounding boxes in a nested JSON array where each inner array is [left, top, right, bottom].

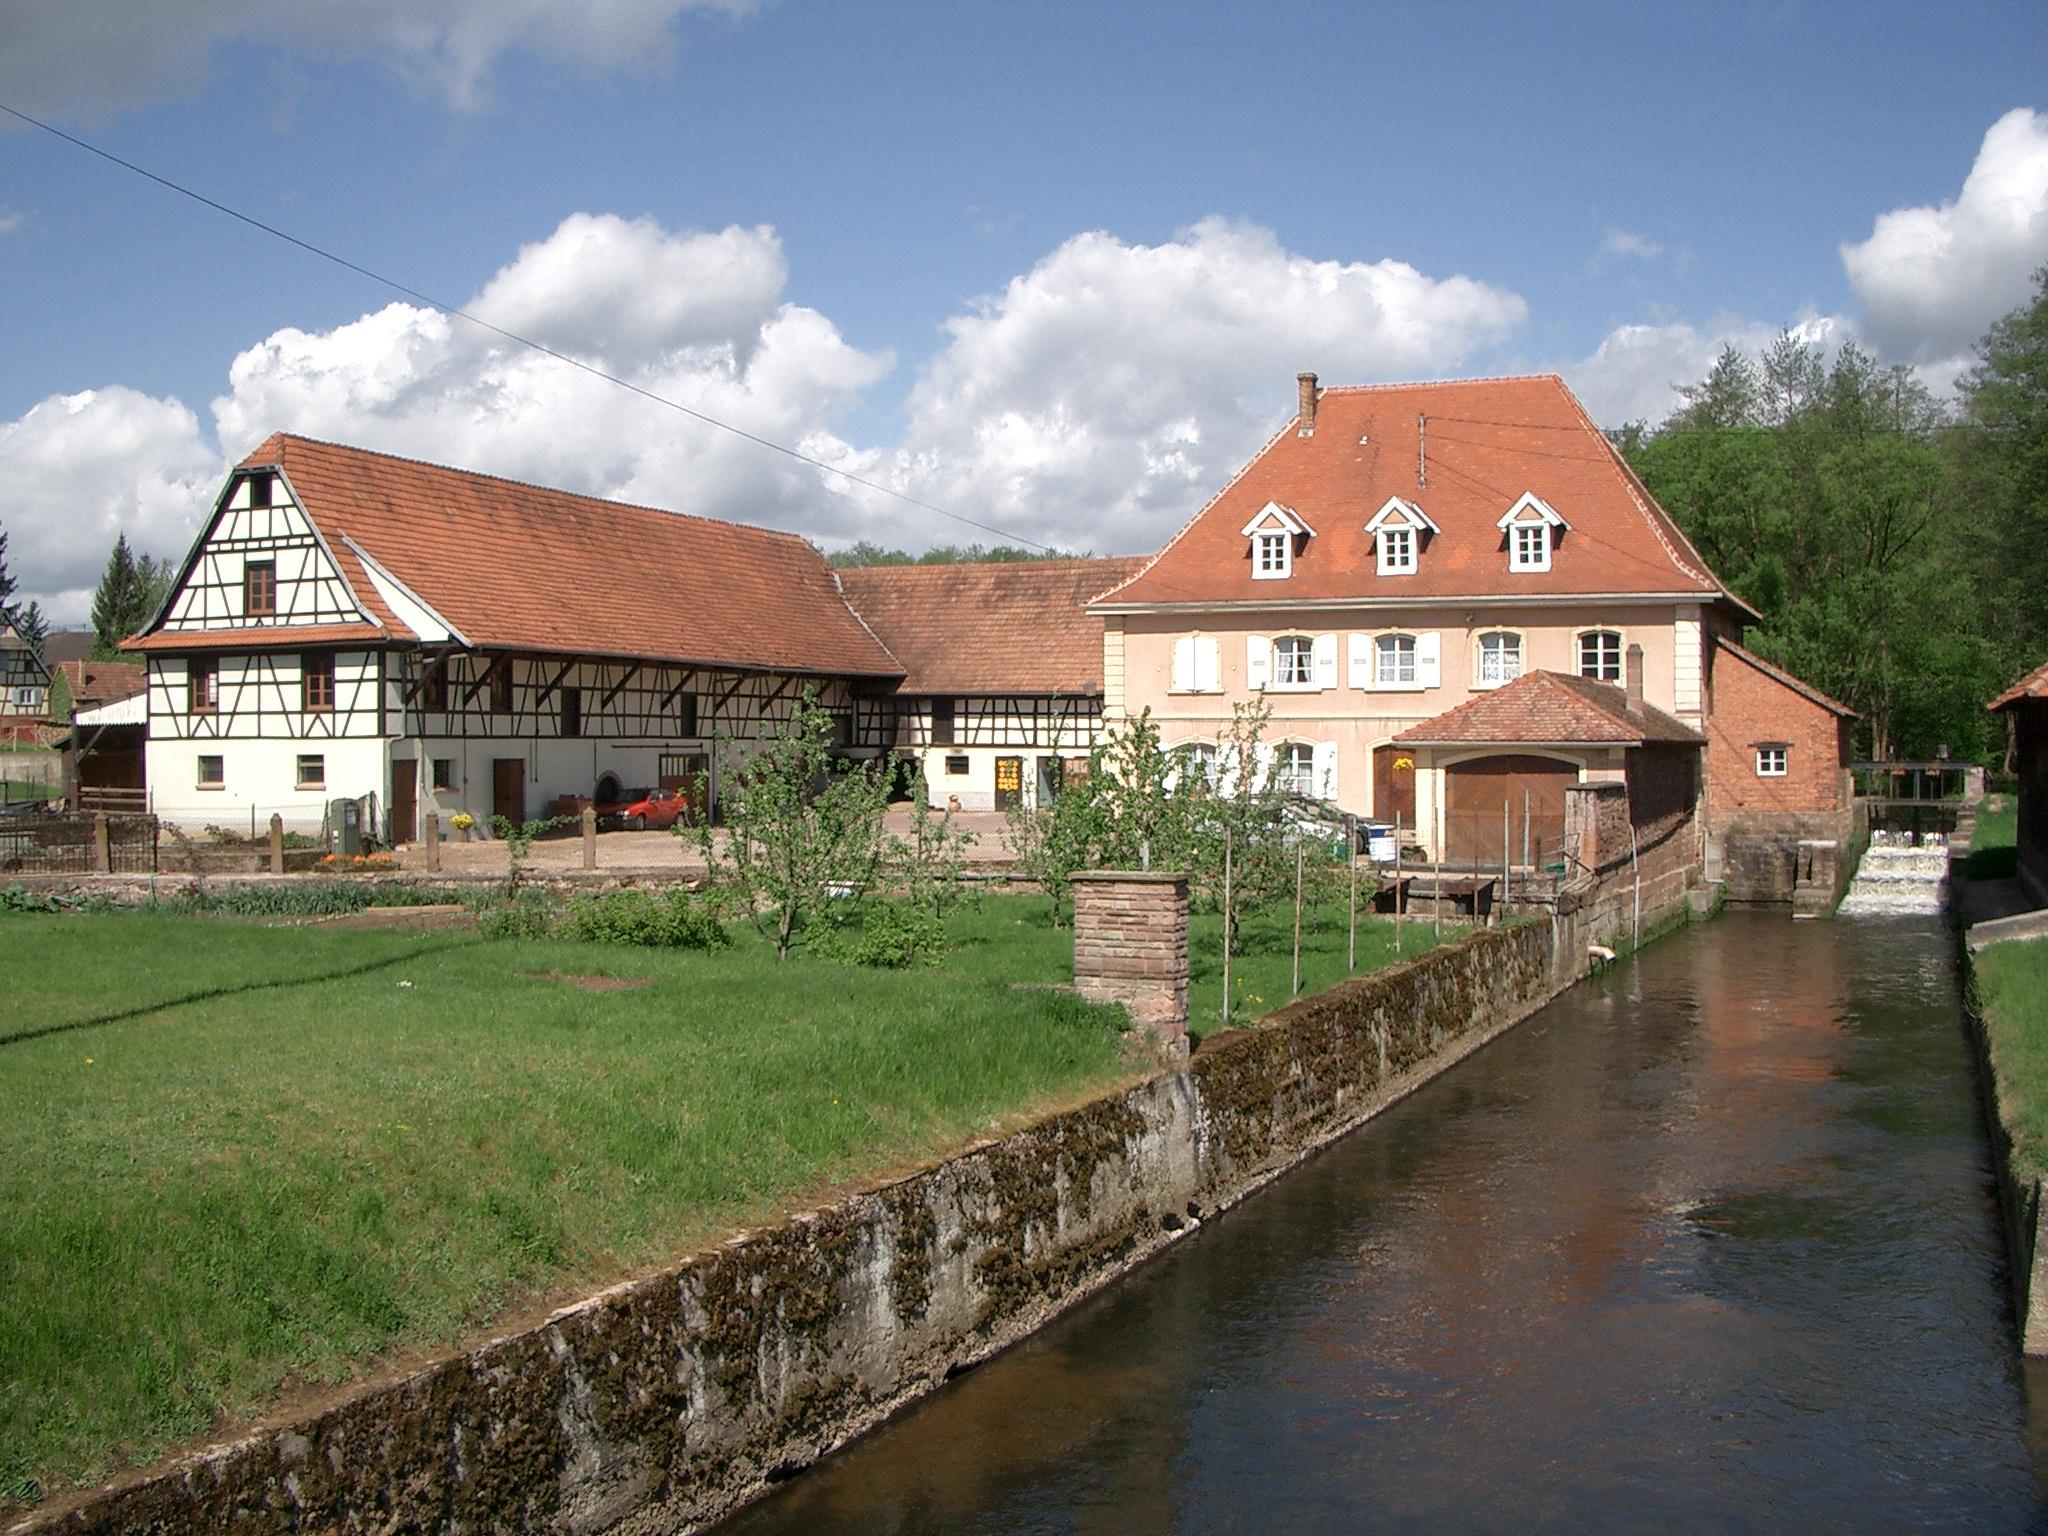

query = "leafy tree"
[[827, 540, 1083, 567], [1954, 264, 2048, 670], [698, 688, 891, 958], [889, 768, 980, 919]]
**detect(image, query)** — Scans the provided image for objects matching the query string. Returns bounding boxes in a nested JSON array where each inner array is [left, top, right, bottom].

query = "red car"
[[595, 786, 688, 831]]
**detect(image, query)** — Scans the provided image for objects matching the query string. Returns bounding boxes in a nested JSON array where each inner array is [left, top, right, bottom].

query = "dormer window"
[[1241, 501, 1312, 581], [1497, 492, 1566, 573], [1365, 496, 1438, 577], [1256, 531, 1291, 577]]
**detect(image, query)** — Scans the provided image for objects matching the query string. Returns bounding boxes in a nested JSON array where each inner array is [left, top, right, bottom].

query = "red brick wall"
[[1706, 649, 1848, 819], [1072, 872, 1189, 1050]]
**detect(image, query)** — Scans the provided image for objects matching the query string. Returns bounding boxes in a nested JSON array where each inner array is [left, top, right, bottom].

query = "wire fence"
[[0, 811, 159, 875]]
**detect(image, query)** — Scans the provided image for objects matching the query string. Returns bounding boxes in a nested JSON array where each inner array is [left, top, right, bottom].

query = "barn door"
[[1443, 755, 1575, 866], [994, 755, 1024, 810], [389, 758, 418, 844], [492, 758, 526, 826]]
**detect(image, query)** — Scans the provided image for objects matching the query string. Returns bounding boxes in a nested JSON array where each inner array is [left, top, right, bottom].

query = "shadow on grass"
[[1961, 846, 2019, 882], [0, 937, 483, 1048]]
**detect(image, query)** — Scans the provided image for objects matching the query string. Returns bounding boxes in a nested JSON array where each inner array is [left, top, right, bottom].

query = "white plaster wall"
[[148, 737, 390, 836]]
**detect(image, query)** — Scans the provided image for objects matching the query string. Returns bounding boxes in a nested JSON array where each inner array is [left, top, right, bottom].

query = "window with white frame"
[[1376, 633, 1417, 687], [1476, 631, 1523, 687], [1578, 629, 1622, 682], [1377, 526, 1415, 575], [1510, 522, 1551, 571], [1274, 634, 1314, 687], [1255, 530, 1291, 578], [1757, 745, 1788, 777], [1180, 741, 1218, 789], [1277, 742, 1315, 797]]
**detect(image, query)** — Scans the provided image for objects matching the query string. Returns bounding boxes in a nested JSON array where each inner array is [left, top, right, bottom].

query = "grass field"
[[1963, 796, 2019, 880], [0, 889, 1444, 1504], [1978, 940, 2048, 1177]]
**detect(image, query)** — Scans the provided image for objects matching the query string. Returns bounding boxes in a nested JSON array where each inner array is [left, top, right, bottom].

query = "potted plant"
[[449, 811, 475, 843]]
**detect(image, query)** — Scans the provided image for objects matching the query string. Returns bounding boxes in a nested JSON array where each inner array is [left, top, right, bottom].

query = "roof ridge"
[[251, 432, 823, 551], [1313, 372, 1567, 396]]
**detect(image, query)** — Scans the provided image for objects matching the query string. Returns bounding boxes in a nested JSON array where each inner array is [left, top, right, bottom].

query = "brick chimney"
[[1297, 372, 1318, 436], [1625, 643, 1645, 712]]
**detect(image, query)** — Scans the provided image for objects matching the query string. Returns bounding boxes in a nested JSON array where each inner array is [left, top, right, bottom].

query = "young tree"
[[890, 767, 979, 919], [90, 535, 141, 658], [699, 688, 891, 958]]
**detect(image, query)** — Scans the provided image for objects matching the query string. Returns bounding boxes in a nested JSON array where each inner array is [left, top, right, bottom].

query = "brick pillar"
[[1072, 871, 1189, 1056]]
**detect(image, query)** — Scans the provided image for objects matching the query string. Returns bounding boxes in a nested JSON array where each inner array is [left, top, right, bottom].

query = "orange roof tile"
[[1991, 658, 2048, 711], [837, 559, 1143, 695], [54, 659, 146, 706], [1094, 375, 1741, 611], [1717, 640, 1854, 717], [136, 435, 904, 678], [1394, 670, 1704, 747], [126, 623, 389, 653]]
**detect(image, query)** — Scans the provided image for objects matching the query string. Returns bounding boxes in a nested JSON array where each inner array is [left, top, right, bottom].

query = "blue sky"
[[3, 1, 2046, 620]]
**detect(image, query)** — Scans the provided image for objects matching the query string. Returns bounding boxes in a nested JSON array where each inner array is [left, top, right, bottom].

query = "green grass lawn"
[[1977, 938, 2048, 1179], [0, 889, 1444, 1505], [1964, 797, 2019, 880]]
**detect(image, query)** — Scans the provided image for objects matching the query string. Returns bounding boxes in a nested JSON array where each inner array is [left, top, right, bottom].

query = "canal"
[[719, 911, 2048, 1533]]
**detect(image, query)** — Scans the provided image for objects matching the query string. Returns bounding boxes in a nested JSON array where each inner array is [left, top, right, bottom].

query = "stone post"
[[424, 812, 441, 872], [92, 812, 110, 874], [268, 813, 284, 875], [582, 804, 598, 871], [1072, 870, 1189, 1056]]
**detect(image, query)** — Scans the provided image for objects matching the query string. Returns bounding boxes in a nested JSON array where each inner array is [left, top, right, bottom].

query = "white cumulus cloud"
[[1841, 107, 2048, 366], [811, 218, 1528, 554], [0, 0, 758, 118], [1562, 314, 1850, 428], [0, 388, 220, 625], [1597, 228, 1665, 264]]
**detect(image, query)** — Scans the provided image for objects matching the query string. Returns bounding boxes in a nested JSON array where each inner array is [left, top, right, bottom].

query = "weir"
[[1837, 831, 1951, 915], [718, 911, 2046, 1533]]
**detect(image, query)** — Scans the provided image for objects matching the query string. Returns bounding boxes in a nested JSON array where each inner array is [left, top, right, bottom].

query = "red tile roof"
[[1094, 375, 1741, 611], [1394, 670, 1704, 747], [54, 659, 146, 707], [1717, 640, 1854, 717], [1991, 659, 2048, 711], [127, 623, 390, 653], [135, 435, 903, 678], [837, 559, 1143, 695]]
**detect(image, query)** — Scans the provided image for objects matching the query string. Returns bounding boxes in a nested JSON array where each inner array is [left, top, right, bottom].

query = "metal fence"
[[0, 810, 160, 874]]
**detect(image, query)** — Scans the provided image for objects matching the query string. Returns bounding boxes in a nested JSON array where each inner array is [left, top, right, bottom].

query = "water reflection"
[[719, 913, 2047, 1534]]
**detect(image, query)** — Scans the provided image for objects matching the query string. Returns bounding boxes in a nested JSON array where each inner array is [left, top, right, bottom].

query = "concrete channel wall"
[[15, 922, 1573, 1536]]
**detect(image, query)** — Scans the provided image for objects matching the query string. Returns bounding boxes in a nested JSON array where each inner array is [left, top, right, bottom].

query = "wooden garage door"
[[1443, 755, 1576, 866]]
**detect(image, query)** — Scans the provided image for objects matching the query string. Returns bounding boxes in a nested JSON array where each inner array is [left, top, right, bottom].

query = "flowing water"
[[719, 911, 2048, 1534]]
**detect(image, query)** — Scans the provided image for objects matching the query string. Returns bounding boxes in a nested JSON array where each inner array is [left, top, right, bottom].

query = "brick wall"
[[1072, 871, 1189, 1051], [1707, 647, 1849, 819]]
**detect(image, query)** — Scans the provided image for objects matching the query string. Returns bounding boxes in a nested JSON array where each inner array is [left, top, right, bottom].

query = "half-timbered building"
[[127, 435, 904, 836], [837, 559, 1141, 810], [0, 616, 51, 745], [1091, 372, 1822, 863]]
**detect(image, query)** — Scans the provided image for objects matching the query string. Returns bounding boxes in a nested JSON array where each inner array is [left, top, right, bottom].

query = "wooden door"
[[994, 755, 1024, 810], [390, 758, 418, 844], [492, 758, 526, 826], [1373, 745, 1416, 827], [1443, 755, 1576, 866]]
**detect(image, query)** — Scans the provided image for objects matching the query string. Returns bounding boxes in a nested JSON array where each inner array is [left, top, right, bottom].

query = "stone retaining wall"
[[14, 923, 1566, 1536]]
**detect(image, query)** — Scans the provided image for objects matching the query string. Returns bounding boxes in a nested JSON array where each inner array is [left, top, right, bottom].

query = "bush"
[[148, 880, 451, 919], [844, 900, 946, 969], [0, 885, 62, 914], [476, 889, 557, 940], [560, 889, 730, 950]]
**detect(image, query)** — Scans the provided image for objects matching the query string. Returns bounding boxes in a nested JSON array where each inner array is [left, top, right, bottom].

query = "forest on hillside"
[[1625, 268, 2048, 767]]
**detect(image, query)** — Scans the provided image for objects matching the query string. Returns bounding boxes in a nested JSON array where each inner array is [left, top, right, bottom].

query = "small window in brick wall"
[[1757, 745, 1788, 777]]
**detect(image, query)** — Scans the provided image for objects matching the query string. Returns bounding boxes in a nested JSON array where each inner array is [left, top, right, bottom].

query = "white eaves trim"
[[1365, 496, 1439, 534], [1239, 501, 1315, 538], [338, 534, 470, 647], [1496, 491, 1568, 529], [74, 692, 147, 727]]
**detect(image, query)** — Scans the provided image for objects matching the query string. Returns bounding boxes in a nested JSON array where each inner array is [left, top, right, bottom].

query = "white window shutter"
[[1246, 634, 1271, 691], [1197, 636, 1220, 693], [1171, 636, 1193, 692], [1312, 739, 1338, 801], [1348, 633, 1373, 690], [1312, 633, 1338, 689], [1417, 631, 1443, 689]]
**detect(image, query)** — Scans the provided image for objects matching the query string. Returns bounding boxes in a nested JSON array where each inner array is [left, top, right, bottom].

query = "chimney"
[[1296, 372, 1318, 436], [1625, 643, 1645, 712]]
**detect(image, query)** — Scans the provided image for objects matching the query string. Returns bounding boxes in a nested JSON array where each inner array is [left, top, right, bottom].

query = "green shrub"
[[476, 889, 558, 940], [845, 900, 946, 969], [148, 880, 452, 919], [0, 885, 62, 914], [559, 889, 730, 950]]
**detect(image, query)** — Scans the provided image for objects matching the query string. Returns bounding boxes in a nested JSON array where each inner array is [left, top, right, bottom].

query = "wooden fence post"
[[92, 812, 110, 874], [582, 804, 598, 871], [269, 813, 284, 875], [424, 812, 441, 872]]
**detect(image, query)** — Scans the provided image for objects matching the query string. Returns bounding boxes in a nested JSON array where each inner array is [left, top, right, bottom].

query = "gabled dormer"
[[1241, 502, 1313, 580], [1497, 492, 1568, 572], [1364, 496, 1439, 577]]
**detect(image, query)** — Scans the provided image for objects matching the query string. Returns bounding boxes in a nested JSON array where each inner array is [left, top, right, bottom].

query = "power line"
[[0, 101, 1056, 553]]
